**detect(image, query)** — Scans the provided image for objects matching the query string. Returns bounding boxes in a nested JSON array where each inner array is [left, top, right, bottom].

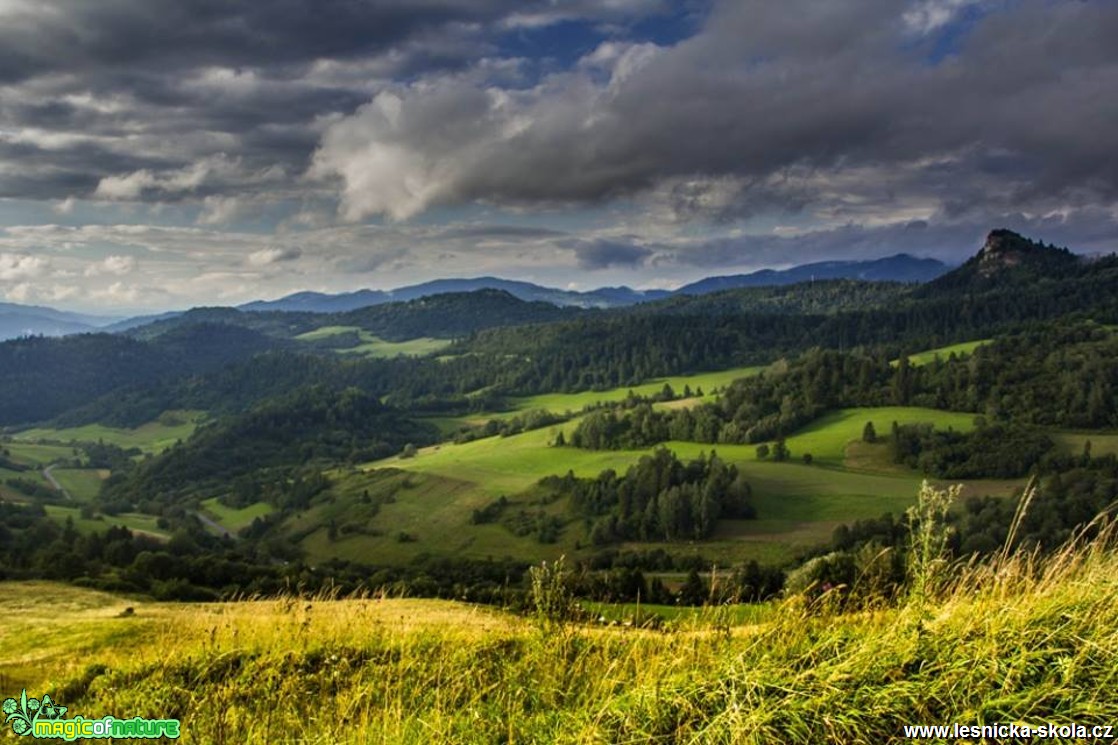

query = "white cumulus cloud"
[[0, 253, 49, 280], [84, 255, 137, 277]]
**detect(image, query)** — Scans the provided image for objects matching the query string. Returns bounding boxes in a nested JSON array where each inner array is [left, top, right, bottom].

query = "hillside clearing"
[[15, 411, 204, 454], [295, 325, 451, 358]]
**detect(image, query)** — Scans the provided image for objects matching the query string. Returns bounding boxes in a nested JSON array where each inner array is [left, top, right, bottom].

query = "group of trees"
[[540, 449, 754, 545], [890, 421, 1054, 478]]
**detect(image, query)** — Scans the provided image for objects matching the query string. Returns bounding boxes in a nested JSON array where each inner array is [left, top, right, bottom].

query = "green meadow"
[[775, 406, 978, 464], [1053, 432, 1118, 458], [503, 365, 764, 416], [15, 411, 204, 454], [428, 365, 765, 430], [295, 325, 451, 358], [0, 466, 52, 499], [2, 442, 76, 468], [42, 505, 168, 540], [295, 404, 1017, 567], [49, 468, 109, 502], [199, 498, 275, 532], [901, 339, 988, 366]]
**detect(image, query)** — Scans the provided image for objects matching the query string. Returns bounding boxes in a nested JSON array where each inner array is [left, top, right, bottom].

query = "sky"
[[0, 0, 1116, 313]]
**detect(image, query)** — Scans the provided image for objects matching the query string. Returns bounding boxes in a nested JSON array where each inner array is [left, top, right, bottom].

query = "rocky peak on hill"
[[975, 229, 1077, 276], [918, 229, 1082, 295]]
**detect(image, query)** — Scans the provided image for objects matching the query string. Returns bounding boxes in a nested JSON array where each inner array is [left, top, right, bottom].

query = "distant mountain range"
[[0, 303, 120, 341], [239, 253, 949, 314], [237, 277, 672, 313], [0, 253, 950, 340], [674, 254, 949, 295]]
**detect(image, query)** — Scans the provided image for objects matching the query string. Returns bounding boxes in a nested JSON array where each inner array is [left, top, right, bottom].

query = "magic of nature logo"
[[3, 689, 180, 740]]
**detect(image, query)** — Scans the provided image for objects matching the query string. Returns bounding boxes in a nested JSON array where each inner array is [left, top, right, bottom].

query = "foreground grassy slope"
[[4, 537, 1117, 743]]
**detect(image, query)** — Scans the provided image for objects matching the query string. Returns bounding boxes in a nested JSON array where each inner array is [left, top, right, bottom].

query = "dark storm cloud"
[[0, 1, 506, 83], [571, 239, 653, 270], [0, 138, 164, 200], [0, 0, 677, 204], [3, 0, 1117, 278], [315, 0, 1118, 229]]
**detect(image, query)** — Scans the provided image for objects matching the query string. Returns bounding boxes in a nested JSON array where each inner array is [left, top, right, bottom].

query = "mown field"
[[15, 411, 204, 455], [2, 441, 76, 467], [3, 532, 1117, 744], [199, 498, 275, 533], [5, 354, 1112, 572], [49, 468, 109, 502], [901, 339, 988, 366], [41, 505, 168, 540], [295, 325, 451, 358], [2, 430, 167, 537]]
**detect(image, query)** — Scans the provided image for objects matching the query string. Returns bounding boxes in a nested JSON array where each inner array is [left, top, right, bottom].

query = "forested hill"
[[100, 385, 436, 513], [337, 289, 582, 341], [124, 289, 582, 343], [460, 242, 1118, 394], [629, 279, 909, 317], [0, 290, 580, 427], [0, 324, 277, 425], [123, 307, 318, 342]]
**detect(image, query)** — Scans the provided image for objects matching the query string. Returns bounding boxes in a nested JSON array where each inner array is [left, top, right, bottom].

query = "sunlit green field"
[[199, 498, 275, 532], [426, 365, 765, 430], [2, 442, 76, 467], [48, 468, 109, 503], [777, 406, 978, 464], [304, 405, 1014, 567], [295, 325, 451, 358], [15, 411, 204, 454], [1053, 432, 1118, 458], [901, 339, 989, 366], [42, 505, 168, 539], [503, 365, 765, 416]]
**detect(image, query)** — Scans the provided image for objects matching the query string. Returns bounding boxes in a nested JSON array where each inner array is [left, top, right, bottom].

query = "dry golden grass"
[[4, 511, 1118, 742]]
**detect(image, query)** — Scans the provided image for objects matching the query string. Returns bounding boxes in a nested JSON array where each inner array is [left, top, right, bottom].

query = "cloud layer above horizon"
[[1, 0, 1116, 312]]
